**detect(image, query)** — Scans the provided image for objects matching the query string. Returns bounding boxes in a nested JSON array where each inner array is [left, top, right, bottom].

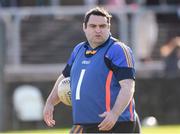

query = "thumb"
[[99, 112, 107, 118]]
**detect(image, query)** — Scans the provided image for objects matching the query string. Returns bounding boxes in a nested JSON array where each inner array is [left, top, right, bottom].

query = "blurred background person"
[[107, 0, 126, 6], [84, 0, 98, 6], [134, 11, 158, 62], [160, 36, 180, 77], [98, 0, 137, 6]]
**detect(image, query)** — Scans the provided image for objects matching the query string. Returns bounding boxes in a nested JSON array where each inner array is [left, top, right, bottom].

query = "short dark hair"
[[84, 7, 112, 28]]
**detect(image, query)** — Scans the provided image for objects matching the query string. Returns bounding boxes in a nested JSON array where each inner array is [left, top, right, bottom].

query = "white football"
[[57, 77, 72, 106]]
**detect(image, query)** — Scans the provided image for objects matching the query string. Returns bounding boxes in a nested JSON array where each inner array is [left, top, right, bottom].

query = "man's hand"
[[43, 103, 56, 127], [98, 111, 119, 131]]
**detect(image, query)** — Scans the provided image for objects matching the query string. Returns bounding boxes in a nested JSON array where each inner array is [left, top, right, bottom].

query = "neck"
[[89, 42, 101, 49], [88, 36, 110, 49], [88, 39, 108, 49]]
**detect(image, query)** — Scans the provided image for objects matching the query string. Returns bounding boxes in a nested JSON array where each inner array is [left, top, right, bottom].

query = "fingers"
[[98, 117, 114, 131], [44, 115, 56, 127], [43, 105, 56, 127], [44, 110, 56, 127], [47, 115, 55, 127], [98, 111, 116, 131], [47, 119, 56, 127]]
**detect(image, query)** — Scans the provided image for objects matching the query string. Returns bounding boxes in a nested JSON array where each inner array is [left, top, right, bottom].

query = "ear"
[[108, 24, 111, 29], [83, 23, 86, 32]]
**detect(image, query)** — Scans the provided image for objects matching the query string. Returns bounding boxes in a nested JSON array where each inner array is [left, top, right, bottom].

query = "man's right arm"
[[43, 74, 65, 127], [43, 43, 83, 127]]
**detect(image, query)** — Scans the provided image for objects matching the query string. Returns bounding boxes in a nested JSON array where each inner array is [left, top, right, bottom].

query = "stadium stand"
[[20, 14, 119, 64], [21, 15, 84, 63]]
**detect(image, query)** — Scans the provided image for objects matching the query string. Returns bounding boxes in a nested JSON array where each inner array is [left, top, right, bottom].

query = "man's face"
[[83, 15, 110, 48]]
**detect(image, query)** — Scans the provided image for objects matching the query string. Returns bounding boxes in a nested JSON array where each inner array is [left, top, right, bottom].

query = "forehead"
[[87, 15, 108, 24]]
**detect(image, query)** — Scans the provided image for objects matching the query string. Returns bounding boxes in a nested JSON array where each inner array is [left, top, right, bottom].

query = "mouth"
[[95, 35, 101, 38]]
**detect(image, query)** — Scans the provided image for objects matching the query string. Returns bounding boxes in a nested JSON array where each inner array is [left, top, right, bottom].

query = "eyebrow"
[[88, 24, 108, 27]]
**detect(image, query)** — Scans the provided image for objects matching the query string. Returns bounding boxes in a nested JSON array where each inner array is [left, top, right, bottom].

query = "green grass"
[[142, 125, 180, 134], [5, 128, 69, 133], [5, 125, 180, 134]]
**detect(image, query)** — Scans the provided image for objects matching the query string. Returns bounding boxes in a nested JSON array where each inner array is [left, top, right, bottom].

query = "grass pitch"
[[5, 125, 180, 134], [142, 125, 180, 134]]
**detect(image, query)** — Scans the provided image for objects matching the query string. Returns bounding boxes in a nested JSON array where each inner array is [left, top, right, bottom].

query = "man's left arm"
[[112, 79, 135, 118], [98, 79, 135, 131], [99, 43, 135, 131]]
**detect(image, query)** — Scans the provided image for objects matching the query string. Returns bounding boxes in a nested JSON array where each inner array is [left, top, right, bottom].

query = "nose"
[[95, 26, 101, 33]]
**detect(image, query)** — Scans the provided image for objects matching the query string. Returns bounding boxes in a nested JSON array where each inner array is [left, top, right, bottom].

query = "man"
[[160, 36, 180, 77], [43, 7, 141, 133]]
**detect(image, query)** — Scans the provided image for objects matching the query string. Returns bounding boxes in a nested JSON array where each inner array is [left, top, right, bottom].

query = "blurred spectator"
[[98, 0, 107, 5], [160, 36, 180, 77], [0, 0, 48, 7], [107, 0, 126, 6], [145, 0, 180, 5], [98, 0, 137, 6], [97, 0, 126, 6], [36, 0, 45, 6], [84, 0, 98, 6], [50, 0, 60, 6], [126, 0, 137, 4], [0, 0, 10, 7], [134, 11, 158, 62]]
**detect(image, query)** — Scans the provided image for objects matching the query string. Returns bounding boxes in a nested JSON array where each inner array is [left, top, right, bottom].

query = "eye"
[[99, 24, 107, 28], [89, 24, 96, 28]]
